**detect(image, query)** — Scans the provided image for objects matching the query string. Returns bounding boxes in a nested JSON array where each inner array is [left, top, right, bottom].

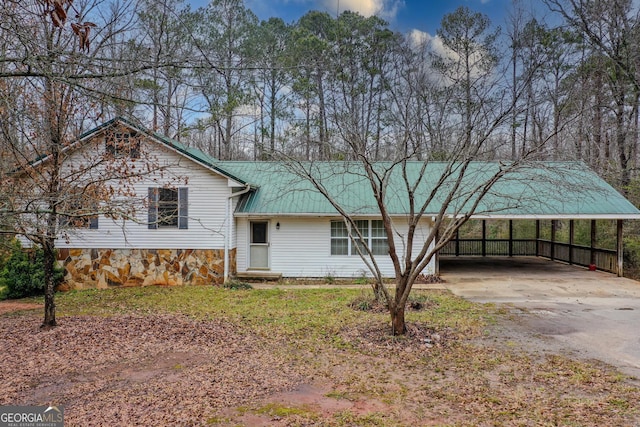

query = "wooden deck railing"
[[439, 238, 618, 274]]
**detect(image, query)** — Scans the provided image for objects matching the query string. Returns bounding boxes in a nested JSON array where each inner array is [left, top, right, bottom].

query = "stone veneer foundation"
[[57, 248, 236, 290]]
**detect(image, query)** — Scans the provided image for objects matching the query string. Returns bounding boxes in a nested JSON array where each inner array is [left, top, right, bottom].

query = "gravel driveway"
[[440, 257, 640, 379]]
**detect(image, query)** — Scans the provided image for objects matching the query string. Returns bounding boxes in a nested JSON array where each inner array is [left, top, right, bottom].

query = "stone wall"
[[57, 248, 236, 290]]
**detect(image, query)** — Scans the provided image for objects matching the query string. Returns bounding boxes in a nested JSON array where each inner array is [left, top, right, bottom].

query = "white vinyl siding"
[[55, 139, 234, 250], [236, 217, 435, 278]]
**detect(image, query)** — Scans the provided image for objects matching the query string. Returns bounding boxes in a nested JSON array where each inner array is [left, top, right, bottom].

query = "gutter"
[[224, 184, 253, 283]]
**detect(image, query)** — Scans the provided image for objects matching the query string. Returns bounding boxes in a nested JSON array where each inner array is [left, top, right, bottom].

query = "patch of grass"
[[608, 397, 630, 410], [325, 390, 352, 400], [57, 286, 368, 342], [254, 403, 315, 418], [332, 410, 391, 426], [223, 280, 253, 290], [205, 416, 233, 425]]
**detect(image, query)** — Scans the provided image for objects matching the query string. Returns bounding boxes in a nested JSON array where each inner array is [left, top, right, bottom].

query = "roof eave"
[[232, 212, 640, 220]]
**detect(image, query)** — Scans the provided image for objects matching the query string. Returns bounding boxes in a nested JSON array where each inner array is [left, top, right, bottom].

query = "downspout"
[[224, 184, 252, 283]]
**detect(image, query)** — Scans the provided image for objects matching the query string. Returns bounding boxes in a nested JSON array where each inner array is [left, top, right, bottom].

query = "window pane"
[[331, 221, 347, 237], [331, 238, 348, 255], [355, 220, 369, 237], [105, 132, 140, 159], [371, 238, 389, 255], [251, 222, 268, 244], [331, 221, 348, 255], [371, 220, 386, 238], [354, 239, 368, 254], [158, 188, 178, 227]]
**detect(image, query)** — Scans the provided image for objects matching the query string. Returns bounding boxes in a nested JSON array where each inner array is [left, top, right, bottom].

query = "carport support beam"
[[550, 220, 557, 260], [569, 220, 574, 265], [590, 220, 596, 267], [617, 219, 624, 277], [509, 220, 513, 257], [482, 220, 486, 257], [535, 220, 540, 257]]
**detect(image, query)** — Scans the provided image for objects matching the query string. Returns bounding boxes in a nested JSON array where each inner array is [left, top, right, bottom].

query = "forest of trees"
[[2, 0, 640, 195]]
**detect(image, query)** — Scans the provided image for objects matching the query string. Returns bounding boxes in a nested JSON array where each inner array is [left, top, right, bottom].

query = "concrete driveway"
[[439, 257, 640, 379]]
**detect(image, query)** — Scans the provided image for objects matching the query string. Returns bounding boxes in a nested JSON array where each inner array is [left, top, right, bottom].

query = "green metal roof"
[[69, 119, 640, 219], [217, 161, 640, 219], [77, 117, 247, 186]]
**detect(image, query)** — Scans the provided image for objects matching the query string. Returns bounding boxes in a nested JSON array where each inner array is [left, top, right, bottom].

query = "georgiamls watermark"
[[0, 406, 64, 427]]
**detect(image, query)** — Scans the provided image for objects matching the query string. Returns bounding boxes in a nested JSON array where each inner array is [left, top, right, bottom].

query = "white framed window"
[[330, 219, 388, 256], [105, 131, 140, 159], [148, 187, 188, 229], [331, 221, 349, 255], [59, 186, 99, 229]]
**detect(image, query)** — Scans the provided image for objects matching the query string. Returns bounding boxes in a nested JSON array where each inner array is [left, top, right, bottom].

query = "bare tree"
[[276, 6, 552, 335], [193, 0, 258, 159], [544, 0, 640, 190], [0, 0, 177, 327], [135, 0, 198, 139]]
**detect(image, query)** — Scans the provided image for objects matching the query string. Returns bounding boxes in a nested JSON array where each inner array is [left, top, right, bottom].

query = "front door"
[[249, 221, 269, 269]]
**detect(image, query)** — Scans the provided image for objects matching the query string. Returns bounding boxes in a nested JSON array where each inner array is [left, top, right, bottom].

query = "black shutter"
[[89, 216, 99, 229], [178, 187, 188, 229], [148, 187, 158, 229]]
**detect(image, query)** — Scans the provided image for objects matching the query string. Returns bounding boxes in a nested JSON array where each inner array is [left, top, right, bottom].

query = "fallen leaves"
[[1, 288, 640, 426], [0, 313, 304, 426]]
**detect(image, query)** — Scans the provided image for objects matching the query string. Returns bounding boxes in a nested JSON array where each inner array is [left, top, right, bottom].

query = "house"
[[42, 118, 640, 289]]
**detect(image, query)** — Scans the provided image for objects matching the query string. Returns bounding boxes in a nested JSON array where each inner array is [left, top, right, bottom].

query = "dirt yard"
[[1, 293, 639, 426], [0, 300, 43, 315]]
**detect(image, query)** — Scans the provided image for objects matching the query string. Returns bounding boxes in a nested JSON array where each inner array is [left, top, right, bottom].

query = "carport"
[[438, 218, 632, 276], [432, 164, 640, 277]]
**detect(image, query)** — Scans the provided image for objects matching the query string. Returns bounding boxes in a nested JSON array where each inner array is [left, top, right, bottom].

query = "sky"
[[187, 0, 530, 38]]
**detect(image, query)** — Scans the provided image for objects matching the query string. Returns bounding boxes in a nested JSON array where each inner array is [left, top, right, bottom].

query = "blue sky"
[[187, 0, 523, 36]]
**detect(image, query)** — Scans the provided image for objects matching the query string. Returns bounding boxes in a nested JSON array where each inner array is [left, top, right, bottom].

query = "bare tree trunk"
[[42, 237, 57, 328], [390, 301, 406, 335], [317, 75, 328, 160]]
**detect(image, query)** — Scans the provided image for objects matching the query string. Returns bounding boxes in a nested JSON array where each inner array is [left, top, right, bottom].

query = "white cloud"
[[408, 29, 494, 86], [321, 0, 403, 19], [408, 29, 456, 62]]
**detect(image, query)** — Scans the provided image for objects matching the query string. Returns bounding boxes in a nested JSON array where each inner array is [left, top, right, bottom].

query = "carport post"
[[550, 220, 557, 260], [508, 220, 513, 257], [569, 220, 574, 265], [435, 226, 440, 275], [482, 220, 486, 257], [617, 219, 624, 277], [590, 219, 597, 266]]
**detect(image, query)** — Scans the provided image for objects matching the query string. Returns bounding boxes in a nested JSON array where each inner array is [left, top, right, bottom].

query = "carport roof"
[[216, 161, 640, 219]]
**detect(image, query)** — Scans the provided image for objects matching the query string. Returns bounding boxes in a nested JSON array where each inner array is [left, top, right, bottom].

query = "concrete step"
[[235, 271, 282, 281]]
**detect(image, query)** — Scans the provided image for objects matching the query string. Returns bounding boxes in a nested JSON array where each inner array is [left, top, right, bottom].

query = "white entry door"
[[249, 221, 269, 269]]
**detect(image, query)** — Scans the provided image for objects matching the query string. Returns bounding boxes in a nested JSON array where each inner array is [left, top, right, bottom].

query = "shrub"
[[223, 279, 253, 290], [0, 241, 64, 299]]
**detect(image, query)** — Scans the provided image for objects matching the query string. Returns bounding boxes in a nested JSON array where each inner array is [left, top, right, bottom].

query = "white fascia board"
[[466, 214, 640, 220], [234, 212, 640, 220], [233, 212, 427, 219]]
